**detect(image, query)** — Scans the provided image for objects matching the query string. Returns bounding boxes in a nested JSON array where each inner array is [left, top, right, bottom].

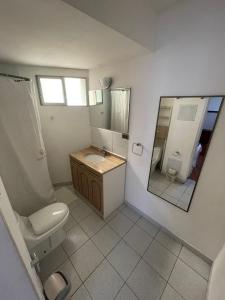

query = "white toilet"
[[14, 202, 69, 260]]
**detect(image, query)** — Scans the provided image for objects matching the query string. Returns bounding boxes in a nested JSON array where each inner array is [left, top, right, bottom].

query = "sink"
[[85, 154, 105, 163]]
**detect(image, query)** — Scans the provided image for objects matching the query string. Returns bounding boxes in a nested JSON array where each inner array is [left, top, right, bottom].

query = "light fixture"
[[99, 77, 112, 89]]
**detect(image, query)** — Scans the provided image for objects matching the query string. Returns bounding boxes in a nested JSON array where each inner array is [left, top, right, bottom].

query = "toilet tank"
[[153, 147, 161, 162]]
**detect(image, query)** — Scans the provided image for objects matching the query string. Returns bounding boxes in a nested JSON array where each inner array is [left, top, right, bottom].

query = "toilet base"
[[29, 229, 66, 261]]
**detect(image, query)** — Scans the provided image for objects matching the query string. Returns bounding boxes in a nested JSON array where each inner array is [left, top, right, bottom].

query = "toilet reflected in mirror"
[[148, 96, 223, 211]]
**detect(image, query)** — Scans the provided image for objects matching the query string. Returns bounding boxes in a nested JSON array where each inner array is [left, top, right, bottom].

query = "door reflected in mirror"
[[148, 96, 223, 211], [89, 88, 130, 134]]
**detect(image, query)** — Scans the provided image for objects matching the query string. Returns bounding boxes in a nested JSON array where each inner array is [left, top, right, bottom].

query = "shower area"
[[0, 73, 55, 216]]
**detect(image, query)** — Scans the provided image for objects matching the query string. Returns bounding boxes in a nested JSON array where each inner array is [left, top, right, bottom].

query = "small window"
[[64, 77, 87, 106], [89, 90, 103, 106], [39, 78, 64, 104], [37, 76, 87, 106]]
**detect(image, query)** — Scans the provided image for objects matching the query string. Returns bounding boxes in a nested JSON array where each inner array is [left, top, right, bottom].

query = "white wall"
[[0, 63, 91, 184], [89, 0, 225, 260], [162, 98, 208, 182], [0, 177, 43, 299], [91, 127, 128, 158]]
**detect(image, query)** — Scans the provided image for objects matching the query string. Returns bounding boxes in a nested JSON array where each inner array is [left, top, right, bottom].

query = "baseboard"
[[125, 200, 213, 264], [53, 181, 72, 188]]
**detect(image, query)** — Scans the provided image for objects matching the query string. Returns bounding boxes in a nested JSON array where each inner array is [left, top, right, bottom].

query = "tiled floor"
[[149, 170, 196, 210], [39, 186, 211, 300]]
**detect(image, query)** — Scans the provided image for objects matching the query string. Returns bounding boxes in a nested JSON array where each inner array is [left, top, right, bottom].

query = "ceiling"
[[63, 0, 183, 50], [0, 0, 148, 69], [150, 0, 182, 12]]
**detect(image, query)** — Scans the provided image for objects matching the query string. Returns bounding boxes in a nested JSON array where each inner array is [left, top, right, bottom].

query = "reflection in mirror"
[[89, 88, 130, 134], [148, 96, 223, 211]]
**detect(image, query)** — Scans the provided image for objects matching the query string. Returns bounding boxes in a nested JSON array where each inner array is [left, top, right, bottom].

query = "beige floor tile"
[[169, 260, 207, 300], [127, 260, 166, 300], [136, 217, 160, 237], [155, 230, 182, 256], [143, 240, 177, 280], [92, 225, 120, 255], [107, 240, 140, 280], [124, 225, 152, 255], [108, 212, 134, 237], [85, 260, 124, 300], [161, 284, 183, 300], [72, 285, 92, 300], [70, 240, 104, 281], [64, 214, 77, 232], [179, 246, 211, 280], [70, 202, 92, 223], [39, 246, 67, 282], [62, 223, 89, 256], [120, 205, 141, 222], [115, 284, 138, 300], [80, 213, 105, 237]]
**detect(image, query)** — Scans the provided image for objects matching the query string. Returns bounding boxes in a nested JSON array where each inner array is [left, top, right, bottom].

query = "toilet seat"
[[15, 202, 69, 251], [29, 203, 68, 235]]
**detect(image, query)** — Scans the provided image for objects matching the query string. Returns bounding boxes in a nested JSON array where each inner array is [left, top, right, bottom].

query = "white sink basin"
[[85, 154, 105, 163]]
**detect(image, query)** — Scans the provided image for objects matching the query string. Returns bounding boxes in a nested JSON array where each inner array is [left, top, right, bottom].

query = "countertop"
[[70, 146, 126, 175]]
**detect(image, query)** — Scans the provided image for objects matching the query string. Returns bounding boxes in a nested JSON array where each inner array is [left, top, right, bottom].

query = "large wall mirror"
[[148, 96, 223, 211], [89, 88, 130, 134]]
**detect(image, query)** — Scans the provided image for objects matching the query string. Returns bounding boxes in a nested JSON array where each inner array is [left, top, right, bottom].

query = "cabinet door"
[[78, 165, 90, 200], [89, 174, 102, 211], [71, 162, 80, 192]]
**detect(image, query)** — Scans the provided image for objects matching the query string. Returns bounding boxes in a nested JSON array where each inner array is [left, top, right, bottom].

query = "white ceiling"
[[150, 0, 182, 12], [63, 0, 183, 50], [0, 0, 148, 69]]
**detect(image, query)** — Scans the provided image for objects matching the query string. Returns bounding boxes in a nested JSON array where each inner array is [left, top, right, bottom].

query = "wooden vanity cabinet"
[[70, 149, 126, 218], [70, 159, 103, 212]]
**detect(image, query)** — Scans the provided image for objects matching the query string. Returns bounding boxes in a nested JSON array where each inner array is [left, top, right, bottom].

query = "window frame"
[[36, 75, 88, 107]]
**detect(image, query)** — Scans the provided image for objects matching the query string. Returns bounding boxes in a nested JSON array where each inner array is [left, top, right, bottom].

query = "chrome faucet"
[[101, 146, 107, 157]]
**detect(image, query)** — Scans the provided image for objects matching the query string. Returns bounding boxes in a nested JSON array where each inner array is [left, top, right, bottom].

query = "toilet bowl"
[[14, 202, 69, 260]]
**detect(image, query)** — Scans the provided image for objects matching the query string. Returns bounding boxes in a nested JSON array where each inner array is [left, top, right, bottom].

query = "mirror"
[[89, 88, 130, 134], [148, 96, 223, 211]]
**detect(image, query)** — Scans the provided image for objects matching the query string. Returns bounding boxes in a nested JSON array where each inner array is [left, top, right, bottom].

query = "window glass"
[[39, 78, 64, 104], [64, 78, 87, 106]]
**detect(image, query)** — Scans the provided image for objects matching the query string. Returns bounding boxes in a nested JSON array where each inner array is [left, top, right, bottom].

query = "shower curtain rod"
[[0, 72, 30, 82]]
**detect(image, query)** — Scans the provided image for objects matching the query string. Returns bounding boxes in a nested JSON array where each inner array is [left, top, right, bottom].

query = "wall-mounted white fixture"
[[99, 77, 112, 89], [132, 142, 143, 156]]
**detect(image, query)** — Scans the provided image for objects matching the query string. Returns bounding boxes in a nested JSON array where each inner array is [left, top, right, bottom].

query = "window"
[[37, 76, 87, 106], [89, 90, 103, 106]]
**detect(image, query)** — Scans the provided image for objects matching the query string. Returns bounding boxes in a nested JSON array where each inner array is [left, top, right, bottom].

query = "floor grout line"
[[65, 199, 174, 298], [176, 256, 209, 282], [149, 171, 195, 210], [166, 282, 187, 300], [50, 188, 210, 299], [56, 190, 164, 298], [154, 232, 183, 257]]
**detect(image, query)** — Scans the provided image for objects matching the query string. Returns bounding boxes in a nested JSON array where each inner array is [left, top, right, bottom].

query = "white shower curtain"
[[0, 77, 55, 216], [111, 89, 130, 133]]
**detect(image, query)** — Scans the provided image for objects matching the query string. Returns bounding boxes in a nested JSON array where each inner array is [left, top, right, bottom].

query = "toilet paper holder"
[[132, 142, 143, 156]]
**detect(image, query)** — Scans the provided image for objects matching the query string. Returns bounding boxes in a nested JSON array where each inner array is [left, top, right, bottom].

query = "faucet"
[[101, 146, 107, 157]]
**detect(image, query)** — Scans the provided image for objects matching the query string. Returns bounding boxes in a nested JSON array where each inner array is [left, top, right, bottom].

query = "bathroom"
[[0, 0, 225, 300]]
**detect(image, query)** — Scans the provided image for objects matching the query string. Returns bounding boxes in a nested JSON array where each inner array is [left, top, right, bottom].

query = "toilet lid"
[[28, 203, 69, 235]]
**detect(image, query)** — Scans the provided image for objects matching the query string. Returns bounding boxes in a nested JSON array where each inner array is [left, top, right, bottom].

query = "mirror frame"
[[147, 95, 224, 212], [89, 87, 131, 137]]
